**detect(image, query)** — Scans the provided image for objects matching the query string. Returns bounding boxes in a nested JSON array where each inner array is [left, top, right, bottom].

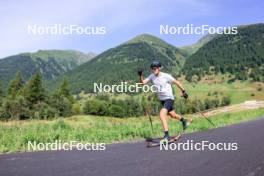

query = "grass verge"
[[0, 108, 264, 153]]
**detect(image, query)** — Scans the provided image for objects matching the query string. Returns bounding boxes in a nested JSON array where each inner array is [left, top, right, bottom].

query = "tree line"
[[183, 24, 264, 82], [0, 72, 231, 120], [82, 94, 231, 118], [0, 72, 74, 120]]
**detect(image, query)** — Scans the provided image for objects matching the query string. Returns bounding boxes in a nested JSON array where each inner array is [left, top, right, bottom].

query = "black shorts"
[[160, 99, 174, 112]]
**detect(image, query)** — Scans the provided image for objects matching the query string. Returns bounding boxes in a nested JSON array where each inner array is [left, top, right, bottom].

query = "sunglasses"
[[151, 67, 159, 70]]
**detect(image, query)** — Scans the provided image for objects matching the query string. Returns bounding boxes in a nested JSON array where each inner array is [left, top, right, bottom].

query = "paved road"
[[1, 117, 264, 176]]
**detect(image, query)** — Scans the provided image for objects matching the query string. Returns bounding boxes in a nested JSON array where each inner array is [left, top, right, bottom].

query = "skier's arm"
[[138, 70, 150, 84], [172, 79, 185, 92], [172, 79, 189, 99]]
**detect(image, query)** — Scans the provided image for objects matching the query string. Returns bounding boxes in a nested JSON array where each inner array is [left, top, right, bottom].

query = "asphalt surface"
[[1, 117, 264, 176]]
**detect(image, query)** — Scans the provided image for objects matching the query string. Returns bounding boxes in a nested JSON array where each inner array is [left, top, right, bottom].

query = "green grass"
[[0, 108, 264, 153], [78, 79, 264, 107], [174, 80, 264, 104]]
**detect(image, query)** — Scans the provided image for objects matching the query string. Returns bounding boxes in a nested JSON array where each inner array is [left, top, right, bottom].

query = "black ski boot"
[[181, 118, 191, 130], [160, 134, 171, 144], [161, 130, 170, 143]]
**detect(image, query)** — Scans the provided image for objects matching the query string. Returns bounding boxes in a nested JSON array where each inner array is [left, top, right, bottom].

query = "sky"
[[0, 0, 263, 58]]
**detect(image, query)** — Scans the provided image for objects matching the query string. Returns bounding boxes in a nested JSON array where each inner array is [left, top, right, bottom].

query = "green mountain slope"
[[0, 50, 96, 89], [183, 23, 264, 81], [53, 34, 186, 93], [180, 33, 217, 56]]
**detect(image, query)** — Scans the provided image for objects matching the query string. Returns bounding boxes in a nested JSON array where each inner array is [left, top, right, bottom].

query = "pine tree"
[[0, 79, 3, 106], [49, 77, 74, 117], [0, 79, 3, 98], [57, 77, 74, 103], [7, 72, 23, 99], [22, 72, 46, 107]]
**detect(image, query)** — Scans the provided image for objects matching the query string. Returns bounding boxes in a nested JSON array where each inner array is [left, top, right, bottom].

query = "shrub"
[[72, 103, 81, 115], [227, 78, 236, 84], [211, 98, 220, 108], [204, 98, 212, 109], [83, 99, 108, 116], [50, 94, 72, 117], [95, 94, 110, 101], [221, 96, 231, 106], [32, 102, 56, 119], [1, 96, 30, 120], [107, 105, 126, 117]]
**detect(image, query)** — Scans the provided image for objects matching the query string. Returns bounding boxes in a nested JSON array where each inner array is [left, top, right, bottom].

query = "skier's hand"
[[181, 90, 188, 99], [138, 69, 143, 76]]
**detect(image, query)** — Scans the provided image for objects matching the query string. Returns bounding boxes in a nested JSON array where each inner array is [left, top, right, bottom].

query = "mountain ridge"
[[0, 50, 96, 89], [183, 23, 264, 82], [49, 34, 186, 93]]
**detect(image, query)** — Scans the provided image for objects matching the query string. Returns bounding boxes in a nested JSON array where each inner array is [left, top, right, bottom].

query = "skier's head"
[[150, 60, 161, 75]]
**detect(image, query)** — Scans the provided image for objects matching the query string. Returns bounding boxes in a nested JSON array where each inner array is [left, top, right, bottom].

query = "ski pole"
[[146, 95, 154, 133], [146, 107, 154, 133], [184, 98, 216, 127], [192, 105, 216, 127]]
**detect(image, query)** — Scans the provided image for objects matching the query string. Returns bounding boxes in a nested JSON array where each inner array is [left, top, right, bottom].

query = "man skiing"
[[138, 60, 191, 142]]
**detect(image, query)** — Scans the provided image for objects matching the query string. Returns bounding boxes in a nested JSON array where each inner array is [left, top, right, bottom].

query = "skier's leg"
[[168, 110, 182, 120], [160, 100, 175, 140], [159, 108, 169, 131], [159, 108, 171, 141], [168, 110, 191, 130]]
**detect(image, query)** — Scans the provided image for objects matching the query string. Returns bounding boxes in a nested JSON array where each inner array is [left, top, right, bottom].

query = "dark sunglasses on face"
[[151, 67, 158, 70]]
